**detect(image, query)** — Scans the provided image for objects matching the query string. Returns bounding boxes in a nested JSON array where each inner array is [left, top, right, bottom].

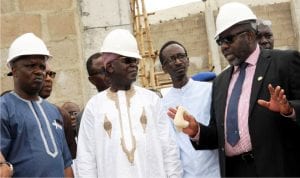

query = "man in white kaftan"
[[77, 85, 181, 178], [76, 29, 182, 178]]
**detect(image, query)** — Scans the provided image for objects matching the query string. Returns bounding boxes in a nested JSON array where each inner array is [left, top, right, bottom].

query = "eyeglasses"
[[216, 31, 249, 46], [163, 53, 188, 65], [46, 71, 56, 79]]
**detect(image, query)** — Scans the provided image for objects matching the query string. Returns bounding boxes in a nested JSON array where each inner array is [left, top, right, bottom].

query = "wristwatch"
[[0, 161, 13, 173]]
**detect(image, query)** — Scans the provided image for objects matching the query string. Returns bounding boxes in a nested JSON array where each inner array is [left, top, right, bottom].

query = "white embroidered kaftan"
[[76, 85, 182, 178]]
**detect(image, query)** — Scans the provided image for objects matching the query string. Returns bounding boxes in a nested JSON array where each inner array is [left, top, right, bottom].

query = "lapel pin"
[[257, 76, 263, 81]]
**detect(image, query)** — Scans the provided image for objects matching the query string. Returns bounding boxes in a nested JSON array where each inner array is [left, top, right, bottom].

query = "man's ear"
[[106, 63, 114, 74], [248, 31, 256, 42], [11, 66, 17, 77]]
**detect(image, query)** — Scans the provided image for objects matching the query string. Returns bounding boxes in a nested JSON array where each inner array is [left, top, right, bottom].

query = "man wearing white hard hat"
[[76, 29, 182, 178], [0, 33, 73, 177], [167, 2, 300, 177]]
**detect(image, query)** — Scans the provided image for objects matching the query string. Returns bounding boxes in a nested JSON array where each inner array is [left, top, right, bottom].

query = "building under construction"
[[1, 0, 299, 107]]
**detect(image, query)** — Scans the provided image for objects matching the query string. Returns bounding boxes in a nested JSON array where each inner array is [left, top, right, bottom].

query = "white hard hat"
[[100, 29, 142, 59], [7, 33, 52, 68], [215, 2, 257, 38]]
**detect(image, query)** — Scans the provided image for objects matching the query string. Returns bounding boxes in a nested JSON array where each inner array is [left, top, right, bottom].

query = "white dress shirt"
[[161, 79, 220, 178]]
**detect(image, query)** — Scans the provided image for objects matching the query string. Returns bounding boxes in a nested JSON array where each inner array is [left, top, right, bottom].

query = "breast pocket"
[[52, 119, 65, 148]]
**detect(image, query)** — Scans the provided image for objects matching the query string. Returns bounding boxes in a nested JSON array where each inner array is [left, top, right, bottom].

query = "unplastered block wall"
[[78, 0, 131, 100], [252, 2, 296, 50], [291, 0, 300, 51], [150, 1, 297, 74], [0, 0, 86, 108], [150, 13, 210, 76]]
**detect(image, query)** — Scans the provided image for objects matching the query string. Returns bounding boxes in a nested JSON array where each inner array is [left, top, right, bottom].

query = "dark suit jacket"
[[192, 49, 300, 177]]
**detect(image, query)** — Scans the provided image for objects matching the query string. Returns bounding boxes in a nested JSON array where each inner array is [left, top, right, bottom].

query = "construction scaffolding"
[[129, 0, 172, 90]]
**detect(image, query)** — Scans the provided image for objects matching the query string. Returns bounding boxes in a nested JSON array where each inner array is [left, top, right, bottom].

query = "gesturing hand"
[[167, 107, 199, 138], [257, 84, 293, 115]]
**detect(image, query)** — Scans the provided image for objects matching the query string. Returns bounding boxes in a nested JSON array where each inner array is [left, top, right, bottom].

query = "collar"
[[11, 91, 43, 103], [172, 78, 193, 92]]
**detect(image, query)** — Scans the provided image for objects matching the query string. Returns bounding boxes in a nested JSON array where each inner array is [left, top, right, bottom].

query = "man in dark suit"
[[167, 2, 300, 177]]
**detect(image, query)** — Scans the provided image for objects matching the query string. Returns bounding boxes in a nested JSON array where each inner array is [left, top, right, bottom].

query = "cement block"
[[1, 14, 42, 48], [0, 76, 13, 94], [0, 48, 9, 73], [19, 0, 72, 12], [49, 68, 84, 106], [47, 39, 79, 70], [1, 0, 16, 14], [79, 0, 130, 27], [47, 11, 76, 40]]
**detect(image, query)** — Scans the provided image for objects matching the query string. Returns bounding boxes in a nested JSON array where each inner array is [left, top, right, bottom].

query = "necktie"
[[226, 62, 248, 146]]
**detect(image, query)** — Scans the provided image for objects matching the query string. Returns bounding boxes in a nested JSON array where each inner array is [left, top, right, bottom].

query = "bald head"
[[61, 102, 80, 114]]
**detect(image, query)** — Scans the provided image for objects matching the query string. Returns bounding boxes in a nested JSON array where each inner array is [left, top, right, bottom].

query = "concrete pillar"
[[290, 0, 300, 51], [204, 1, 222, 74], [79, 0, 132, 99]]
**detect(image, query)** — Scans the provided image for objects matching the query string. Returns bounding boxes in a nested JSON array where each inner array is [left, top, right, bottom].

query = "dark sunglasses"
[[216, 31, 248, 46], [119, 56, 140, 64], [46, 71, 56, 79]]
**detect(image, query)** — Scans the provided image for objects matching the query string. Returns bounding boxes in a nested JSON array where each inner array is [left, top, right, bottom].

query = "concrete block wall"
[[150, 13, 210, 76], [0, 0, 86, 108], [252, 2, 296, 49], [79, 0, 131, 100], [150, 1, 298, 74], [1, 0, 298, 107], [290, 0, 300, 50]]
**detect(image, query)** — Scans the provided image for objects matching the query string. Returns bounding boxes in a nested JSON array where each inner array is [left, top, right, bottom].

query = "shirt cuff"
[[281, 108, 296, 121], [190, 125, 200, 142]]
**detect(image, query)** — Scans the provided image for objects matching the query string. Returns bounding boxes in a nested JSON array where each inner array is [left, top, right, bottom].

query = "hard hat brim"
[[101, 50, 142, 60], [7, 54, 52, 68]]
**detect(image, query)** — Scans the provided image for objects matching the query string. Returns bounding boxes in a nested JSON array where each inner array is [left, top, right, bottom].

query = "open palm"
[[257, 84, 293, 115]]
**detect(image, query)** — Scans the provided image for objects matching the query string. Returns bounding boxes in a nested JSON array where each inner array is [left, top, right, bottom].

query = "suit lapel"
[[249, 49, 272, 116]]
